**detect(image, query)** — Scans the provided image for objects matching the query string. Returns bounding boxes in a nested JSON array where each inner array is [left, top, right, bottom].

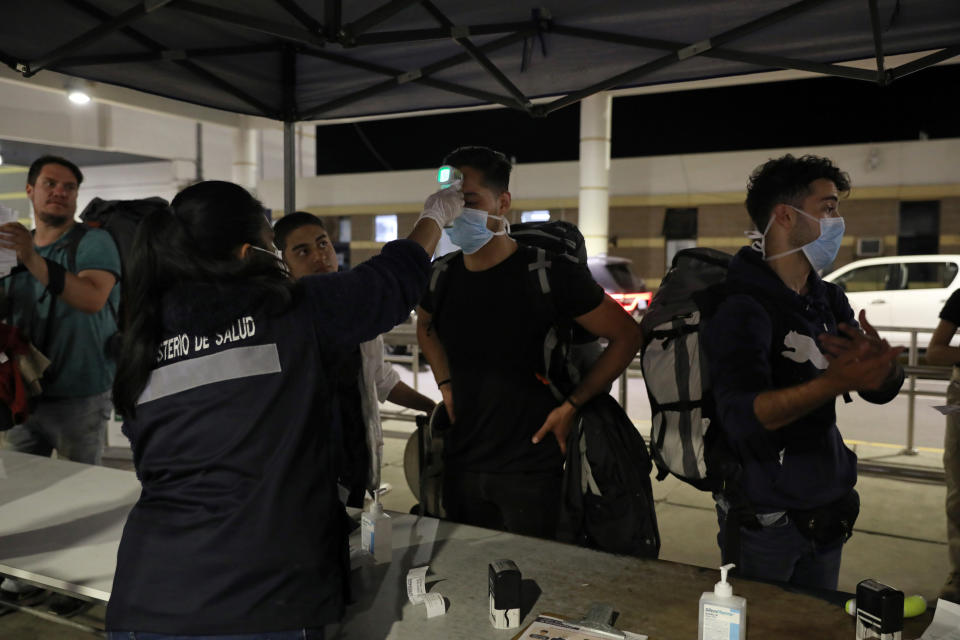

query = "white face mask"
[[251, 245, 291, 276]]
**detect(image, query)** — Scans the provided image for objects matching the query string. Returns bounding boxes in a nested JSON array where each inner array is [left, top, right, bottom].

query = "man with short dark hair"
[[0, 155, 120, 611], [274, 211, 437, 506], [417, 146, 642, 539], [1, 155, 120, 462], [703, 154, 904, 589]]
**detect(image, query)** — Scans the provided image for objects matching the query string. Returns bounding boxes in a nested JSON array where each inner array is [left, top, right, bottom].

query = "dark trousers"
[[442, 469, 562, 539], [716, 506, 843, 590]]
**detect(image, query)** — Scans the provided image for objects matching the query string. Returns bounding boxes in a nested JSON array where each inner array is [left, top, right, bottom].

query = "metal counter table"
[[0, 450, 935, 638], [0, 449, 138, 605]]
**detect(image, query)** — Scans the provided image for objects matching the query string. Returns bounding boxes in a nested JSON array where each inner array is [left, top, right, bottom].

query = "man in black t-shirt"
[[926, 290, 960, 603], [417, 146, 642, 539]]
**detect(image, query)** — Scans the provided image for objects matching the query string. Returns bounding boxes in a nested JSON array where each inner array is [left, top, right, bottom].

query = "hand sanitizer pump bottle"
[[361, 494, 392, 563], [699, 563, 747, 640]]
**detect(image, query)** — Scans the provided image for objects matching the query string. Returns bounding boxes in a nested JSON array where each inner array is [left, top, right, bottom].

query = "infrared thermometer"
[[437, 165, 462, 189]]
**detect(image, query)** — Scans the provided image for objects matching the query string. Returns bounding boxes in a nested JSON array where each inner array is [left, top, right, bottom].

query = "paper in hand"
[[0, 204, 21, 277]]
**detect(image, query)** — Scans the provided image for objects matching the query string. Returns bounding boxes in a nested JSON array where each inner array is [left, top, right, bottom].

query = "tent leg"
[[283, 121, 295, 216]]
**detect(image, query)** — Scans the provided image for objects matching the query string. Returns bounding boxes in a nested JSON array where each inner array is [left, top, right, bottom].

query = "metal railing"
[[382, 324, 950, 467], [872, 325, 949, 456], [381, 323, 422, 422]]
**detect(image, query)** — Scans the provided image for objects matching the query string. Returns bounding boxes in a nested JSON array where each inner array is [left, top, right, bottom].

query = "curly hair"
[[745, 154, 851, 229]]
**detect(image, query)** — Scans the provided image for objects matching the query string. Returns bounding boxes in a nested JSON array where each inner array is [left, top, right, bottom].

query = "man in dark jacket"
[[703, 154, 904, 590]]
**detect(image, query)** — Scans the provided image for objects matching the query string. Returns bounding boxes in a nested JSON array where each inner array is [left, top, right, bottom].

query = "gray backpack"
[[639, 248, 732, 491]]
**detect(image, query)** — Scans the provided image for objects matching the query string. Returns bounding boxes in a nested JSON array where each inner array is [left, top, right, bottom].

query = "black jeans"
[[442, 469, 562, 539]]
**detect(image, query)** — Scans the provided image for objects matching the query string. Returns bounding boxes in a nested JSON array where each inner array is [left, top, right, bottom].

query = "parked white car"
[[823, 254, 960, 349]]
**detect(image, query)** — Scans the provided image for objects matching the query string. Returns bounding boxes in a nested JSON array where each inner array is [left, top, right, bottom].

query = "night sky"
[[315, 63, 960, 174]]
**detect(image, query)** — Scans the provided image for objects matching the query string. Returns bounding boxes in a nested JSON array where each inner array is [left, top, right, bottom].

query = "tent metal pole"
[[419, 1, 532, 110], [59, 44, 279, 68], [299, 29, 534, 119], [887, 45, 960, 82], [60, 0, 277, 117], [283, 121, 295, 216], [27, 0, 174, 75], [274, 0, 324, 35], [550, 25, 878, 83], [867, 0, 887, 84], [353, 22, 528, 46], [282, 43, 297, 216], [171, 1, 326, 47], [538, 0, 832, 115], [342, 0, 420, 43]]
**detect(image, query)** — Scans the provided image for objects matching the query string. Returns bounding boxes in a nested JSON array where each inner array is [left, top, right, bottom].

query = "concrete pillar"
[[232, 118, 259, 190], [578, 92, 612, 257]]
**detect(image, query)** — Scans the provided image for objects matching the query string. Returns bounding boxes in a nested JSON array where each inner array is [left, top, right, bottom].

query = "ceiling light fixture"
[[65, 78, 92, 105]]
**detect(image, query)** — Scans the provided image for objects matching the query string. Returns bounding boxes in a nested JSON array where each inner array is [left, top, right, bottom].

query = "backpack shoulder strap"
[[428, 250, 460, 296], [523, 247, 585, 401], [63, 224, 90, 274], [426, 251, 461, 331]]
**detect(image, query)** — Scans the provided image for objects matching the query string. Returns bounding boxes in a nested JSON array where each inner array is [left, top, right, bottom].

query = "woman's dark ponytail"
[[113, 181, 292, 418]]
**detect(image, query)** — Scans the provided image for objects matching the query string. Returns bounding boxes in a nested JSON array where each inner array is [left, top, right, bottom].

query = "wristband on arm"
[[44, 258, 66, 296], [436, 378, 451, 388], [566, 395, 581, 410]]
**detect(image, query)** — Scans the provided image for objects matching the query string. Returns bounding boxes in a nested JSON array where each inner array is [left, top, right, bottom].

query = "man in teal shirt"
[[0, 155, 120, 614], [0, 155, 120, 464]]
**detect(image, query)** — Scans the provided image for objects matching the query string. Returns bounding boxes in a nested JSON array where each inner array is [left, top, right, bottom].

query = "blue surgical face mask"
[[447, 207, 509, 254], [747, 206, 844, 272]]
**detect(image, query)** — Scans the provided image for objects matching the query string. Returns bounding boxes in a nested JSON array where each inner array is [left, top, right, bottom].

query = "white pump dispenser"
[[714, 564, 734, 598], [698, 563, 746, 640], [361, 492, 392, 563]]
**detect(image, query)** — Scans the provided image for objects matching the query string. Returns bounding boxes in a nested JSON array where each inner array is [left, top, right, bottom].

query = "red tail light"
[[608, 292, 650, 313]]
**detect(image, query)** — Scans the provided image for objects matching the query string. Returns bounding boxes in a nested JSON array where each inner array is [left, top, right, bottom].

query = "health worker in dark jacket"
[[703, 154, 904, 590], [105, 180, 461, 638]]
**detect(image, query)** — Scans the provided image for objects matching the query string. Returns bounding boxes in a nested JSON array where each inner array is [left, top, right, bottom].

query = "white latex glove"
[[417, 180, 464, 230]]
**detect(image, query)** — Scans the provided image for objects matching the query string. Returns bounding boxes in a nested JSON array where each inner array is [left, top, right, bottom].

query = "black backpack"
[[557, 393, 661, 558], [429, 221, 659, 554], [65, 197, 170, 355], [77, 196, 169, 276]]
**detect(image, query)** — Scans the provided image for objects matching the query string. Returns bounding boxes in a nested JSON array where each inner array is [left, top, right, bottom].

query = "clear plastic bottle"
[[699, 563, 747, 640], [360, 497, 392, 563]]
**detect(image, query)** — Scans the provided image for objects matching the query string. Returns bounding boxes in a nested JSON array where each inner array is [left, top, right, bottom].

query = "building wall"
[[941, 198, 960, 253], [258, 137, 960, 290], [329, 192, 960, 291]]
